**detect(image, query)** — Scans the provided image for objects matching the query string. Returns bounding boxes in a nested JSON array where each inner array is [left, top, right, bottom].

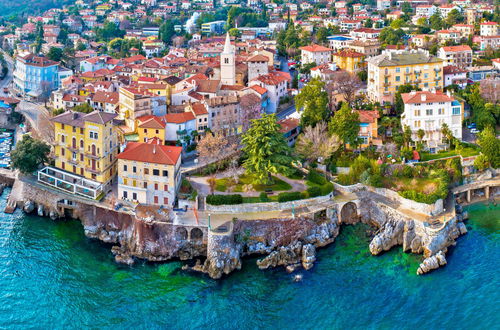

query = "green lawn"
[[420, 147, 479, 161], [215, 174, 292, 192]]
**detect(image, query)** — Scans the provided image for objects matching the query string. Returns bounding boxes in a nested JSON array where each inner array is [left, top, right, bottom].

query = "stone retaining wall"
[[206, 194, 333, 213]]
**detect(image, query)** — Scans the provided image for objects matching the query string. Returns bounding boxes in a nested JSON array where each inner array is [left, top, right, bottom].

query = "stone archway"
[[175, 227, 188, 241], [190, 228, 203, 243], [340, 202, 358, 224]]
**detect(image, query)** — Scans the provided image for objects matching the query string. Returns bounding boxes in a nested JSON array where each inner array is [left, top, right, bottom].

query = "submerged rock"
[[301, 244, 316, 270], [37, 204, 44, 217]]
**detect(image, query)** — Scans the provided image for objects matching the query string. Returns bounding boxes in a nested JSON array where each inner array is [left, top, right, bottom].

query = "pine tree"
[[241, 114, 296, 184]]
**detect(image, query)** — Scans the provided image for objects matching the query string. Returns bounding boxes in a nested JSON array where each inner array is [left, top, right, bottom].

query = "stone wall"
[[205, 194, 333, 213]]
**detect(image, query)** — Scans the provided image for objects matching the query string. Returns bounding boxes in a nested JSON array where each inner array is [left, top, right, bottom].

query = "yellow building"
[[116, 141, 182, 206], [118, 86, 156, 130], [333, 49, 366, 73], [51, 110, 119, 186], [367, 51, 444, 104], [137, 115, 166, 143]]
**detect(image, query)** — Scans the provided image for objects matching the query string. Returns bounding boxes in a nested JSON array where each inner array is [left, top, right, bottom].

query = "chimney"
[[446, 90, 451, 97], [421, 94, 427, 102], [72, 112, 78, 120], [153, 144, 156, 154], [410, 90, 416, 95]]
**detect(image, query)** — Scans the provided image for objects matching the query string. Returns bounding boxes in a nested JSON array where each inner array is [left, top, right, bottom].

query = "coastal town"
[[0, 0, 497, 279]]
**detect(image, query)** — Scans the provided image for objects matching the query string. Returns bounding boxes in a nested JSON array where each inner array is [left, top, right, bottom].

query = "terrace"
[[37, 166, 103, 199]]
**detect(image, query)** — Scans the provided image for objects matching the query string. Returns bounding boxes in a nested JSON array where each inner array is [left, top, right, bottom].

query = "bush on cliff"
[[307, 169, 327, 185], [11, 135, 51, 174], [206, 194, 243, 205], [307, 186, 321, 197]]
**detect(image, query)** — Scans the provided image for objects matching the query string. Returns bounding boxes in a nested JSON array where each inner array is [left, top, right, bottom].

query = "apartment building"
[[437, 45, 472, 68], [367, 50, 444, 104]]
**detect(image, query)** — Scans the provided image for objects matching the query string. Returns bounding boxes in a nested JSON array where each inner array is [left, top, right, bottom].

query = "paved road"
[[17, 100, 54, 142], [0, 50, 14, 94]]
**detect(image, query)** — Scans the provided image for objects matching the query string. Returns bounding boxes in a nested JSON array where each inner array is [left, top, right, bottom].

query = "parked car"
[[467, 123, 476, 129], [470, 128, 480, 134], [3, 87, 8, 93]]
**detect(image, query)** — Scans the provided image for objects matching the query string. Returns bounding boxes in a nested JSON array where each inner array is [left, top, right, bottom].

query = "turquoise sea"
[[0, 189, 498, 329]]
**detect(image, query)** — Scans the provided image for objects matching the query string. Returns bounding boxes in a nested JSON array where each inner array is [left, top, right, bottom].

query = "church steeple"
[[220, 32, 236, 85]]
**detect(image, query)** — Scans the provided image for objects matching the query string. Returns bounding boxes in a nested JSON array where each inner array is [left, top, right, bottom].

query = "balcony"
[[383, 82, 390, 87], [414, 79, 421, 83], [85, 167, 101, 175], [434, 68, 440, 72], [434, 76, 442, 81], [85, 152, 101, 160]]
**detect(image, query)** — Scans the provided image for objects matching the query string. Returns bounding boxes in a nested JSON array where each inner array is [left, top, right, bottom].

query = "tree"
[[402, 2, 413, 16], [228, 28, 241, 37], [364, 19, 373, 28], [295, 78, 329, 128], [394, 84, 421, 115], [402, 125, 413, 148], [429, 11, 443, 30], [315, 27, 328, 44], [477, 126, 500, 168], [445, 9, 464, 27], [47, 47, 63, 62], [295, 122, 340, 163], [73, 103, 93, 113], [95, 21, 125, 42], [11, 135, 51, 174], [328, 103, 360, 148], [379, 27, 405, 45], [197, 132, 238, 170], [241, 114, 296, 184], [328, 70, 360, 106], [441, 123, 453, 147], [417, 129, 425, 142]]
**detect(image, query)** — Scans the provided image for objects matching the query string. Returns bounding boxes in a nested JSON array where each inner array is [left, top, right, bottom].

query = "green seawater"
[[0, 189, 498, 329]]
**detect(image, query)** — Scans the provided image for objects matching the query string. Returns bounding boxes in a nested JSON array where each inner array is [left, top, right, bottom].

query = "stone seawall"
[[12, 176, 469, 279]]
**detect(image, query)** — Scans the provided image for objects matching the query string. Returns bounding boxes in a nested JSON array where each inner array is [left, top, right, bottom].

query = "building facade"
[[367, 50, 444, 104], [117, 141, 182, 206]]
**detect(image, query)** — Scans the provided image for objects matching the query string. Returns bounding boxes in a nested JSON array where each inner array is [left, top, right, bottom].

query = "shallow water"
[[0, 191, 498, 329]]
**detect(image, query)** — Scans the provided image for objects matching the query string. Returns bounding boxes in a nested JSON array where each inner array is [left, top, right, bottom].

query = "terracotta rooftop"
[[401, 91, 455, 104], [299, 44, 332, 52], [164, 112, 195, 124], [117, 142, 182, 165]]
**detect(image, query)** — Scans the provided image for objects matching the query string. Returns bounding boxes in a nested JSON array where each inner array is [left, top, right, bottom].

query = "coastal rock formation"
[[369, 217, 405, 255], [301, 244, 316, 270], [417, 251, 447, 275], [192, 229, 241, 279], [37, 204, 44, 217], [23, 200, 35, 213]]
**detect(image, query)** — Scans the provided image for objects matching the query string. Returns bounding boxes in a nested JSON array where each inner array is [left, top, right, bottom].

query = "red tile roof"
[[138, 115, 166, 129], [401, 91, 455, 104], [356, 110, 379, 123], [299, 44, 332, 52], [164, 112, 195, 124], [117, 142, 182, 165], [441, 45, 472, 52]]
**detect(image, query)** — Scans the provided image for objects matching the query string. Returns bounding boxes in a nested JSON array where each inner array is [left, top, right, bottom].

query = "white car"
[[470, 128, 480, 134]]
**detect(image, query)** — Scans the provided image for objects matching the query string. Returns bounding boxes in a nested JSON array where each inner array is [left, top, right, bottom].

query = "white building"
[[443, 65, 468, 89], [299, 44, 333, 65], [480, 21, 499, 36], [401, 91, 463, 151], [416, 5, 437, 17], [249, 72, 288, 113]]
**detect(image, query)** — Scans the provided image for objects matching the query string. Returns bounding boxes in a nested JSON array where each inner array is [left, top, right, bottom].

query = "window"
[[406, 67, 410, 73], [133, 166, 136, 173], [395, 76, 400, 82], [164, 184, 168, 191], [80, 128, 84, 134], [132, 180, 136, 187], [414, 110, 421, 116], [153, 169, 160, 176], [72, 152, 77, 161], [123, 191, 128, 198], [61, 124, 65, 129], [424, 83, 429, 88], [72, 127, 76, 133], [438, 108, 444, 115], [61, 135, 65, 143], [132, 192, 137, 200], [424, 73, 429, 79], [452, 107, 460, 115], [143, 182, 147, 188], [144, 129, 147, 133], [124, 178, 128, 185], [396, 67, 400, 73], [144, 168, 149, 175], [162, 170, 168, 177], [426, 109, 433, 116], [154, 183, 158, 190], [123, 165, 128, 172]]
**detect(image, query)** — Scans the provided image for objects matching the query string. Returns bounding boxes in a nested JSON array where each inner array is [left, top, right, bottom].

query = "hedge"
[[259, 192, 269, 202], [206, 194, 243, 205], [278, 191, 305, 203], [307, 169, 327, 185], [307, 186, 321, 198]]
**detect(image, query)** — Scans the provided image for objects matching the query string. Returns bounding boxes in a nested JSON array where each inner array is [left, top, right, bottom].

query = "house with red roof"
[[300, 44, 334, 65], [437, 45, 472, 68], [401, 91, 463, 151], [117, 141, 182, 206]]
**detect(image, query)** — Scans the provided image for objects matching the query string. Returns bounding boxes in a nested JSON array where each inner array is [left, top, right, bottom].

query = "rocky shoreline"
[[7, 177, 476, 279]]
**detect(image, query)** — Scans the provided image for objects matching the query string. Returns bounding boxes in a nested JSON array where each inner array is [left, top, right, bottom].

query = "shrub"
[[402, 165, 414, 178], [206, 194, 243, 205], [307, 169, 327, 185], [307, 186, 321, 197], [259, 192, 269, 202], [474, 154, 489, 171], [320, 182, 334, 195], [278, 191, 304, 203]]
